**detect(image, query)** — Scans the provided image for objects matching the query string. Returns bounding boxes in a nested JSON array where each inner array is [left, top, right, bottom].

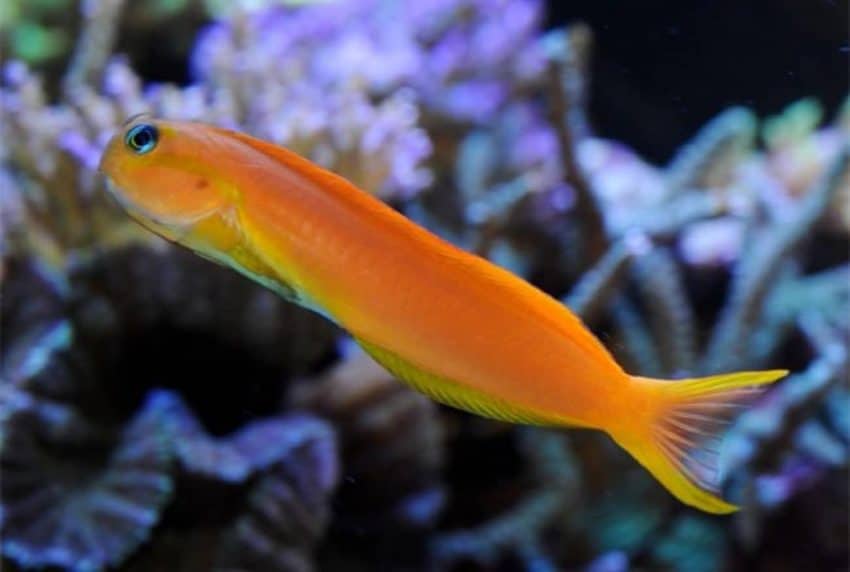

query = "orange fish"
[[99, 118, 786, 513]]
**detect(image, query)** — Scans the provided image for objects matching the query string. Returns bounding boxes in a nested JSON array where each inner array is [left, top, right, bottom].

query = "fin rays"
[[612, 369, 787, 514]]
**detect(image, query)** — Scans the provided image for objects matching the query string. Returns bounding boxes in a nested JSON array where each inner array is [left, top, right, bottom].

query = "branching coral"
[[703, 146, 849, 374], [1, 60, 148, 266], [192, 9, 433, 198], [426, 49, 847, 572], [430, 429, 579, 571], [544, 25, 606, 268], [723, 309, 849, 548]]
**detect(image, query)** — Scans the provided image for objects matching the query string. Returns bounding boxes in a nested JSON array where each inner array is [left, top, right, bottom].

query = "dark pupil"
[[125, 124, 158, 154], [133, 130, 151, 147]]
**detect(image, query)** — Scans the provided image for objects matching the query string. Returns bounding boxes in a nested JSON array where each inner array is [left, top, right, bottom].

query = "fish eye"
[[125, 123, 159, 155]]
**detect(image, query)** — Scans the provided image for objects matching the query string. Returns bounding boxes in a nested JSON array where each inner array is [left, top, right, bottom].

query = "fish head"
[[99, 117, 243, 252]]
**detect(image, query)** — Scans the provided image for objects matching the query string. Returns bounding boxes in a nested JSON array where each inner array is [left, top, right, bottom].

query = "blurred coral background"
[[1, 1, 848, 571]]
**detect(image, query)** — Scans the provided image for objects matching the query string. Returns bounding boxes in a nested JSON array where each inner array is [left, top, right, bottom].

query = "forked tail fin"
[[610, 369, 788, 514]]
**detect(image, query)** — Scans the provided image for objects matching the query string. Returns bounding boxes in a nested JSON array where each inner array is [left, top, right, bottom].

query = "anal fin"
[[355, 338, 563, 426]]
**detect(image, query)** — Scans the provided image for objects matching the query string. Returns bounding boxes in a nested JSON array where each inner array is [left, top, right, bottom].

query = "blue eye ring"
[[125, 123, 158, 155]]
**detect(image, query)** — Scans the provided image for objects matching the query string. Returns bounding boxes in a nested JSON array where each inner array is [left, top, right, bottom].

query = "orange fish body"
[[100, 119, 786, 514]]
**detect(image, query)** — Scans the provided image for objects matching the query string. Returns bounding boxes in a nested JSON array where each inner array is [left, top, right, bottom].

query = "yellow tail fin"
[[610, 369, 788, 514]]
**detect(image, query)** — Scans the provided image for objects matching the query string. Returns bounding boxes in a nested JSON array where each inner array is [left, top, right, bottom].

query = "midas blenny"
[[99, 119, 786, 513]]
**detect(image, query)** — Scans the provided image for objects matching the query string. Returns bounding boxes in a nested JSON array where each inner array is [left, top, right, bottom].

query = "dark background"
[[546, 0, 849, 162]]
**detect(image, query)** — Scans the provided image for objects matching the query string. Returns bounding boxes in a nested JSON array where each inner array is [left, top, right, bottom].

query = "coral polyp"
[[160, 389, 337, 484], [289, 347, 447, 532], [0, 393, 174, 571], [213, 422, 340, 571]]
